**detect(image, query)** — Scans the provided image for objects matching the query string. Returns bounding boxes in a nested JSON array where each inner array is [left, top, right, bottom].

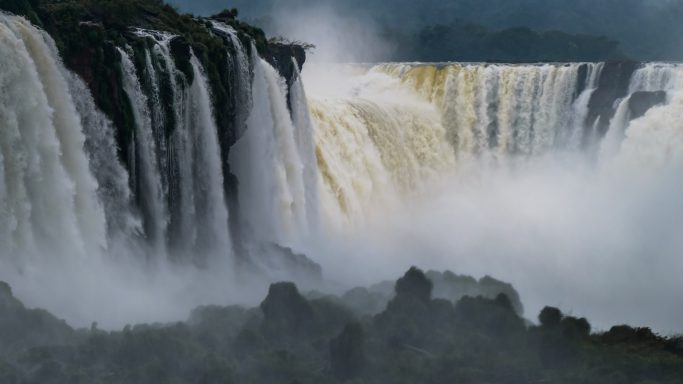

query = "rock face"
[[586, 61, 640, 137], [263, 42, 307, 110], [264, 43, 306, 86], [629, 90, 667, 119]]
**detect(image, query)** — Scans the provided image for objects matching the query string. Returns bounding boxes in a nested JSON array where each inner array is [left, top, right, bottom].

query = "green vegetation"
[[0, 267, 681, 384]]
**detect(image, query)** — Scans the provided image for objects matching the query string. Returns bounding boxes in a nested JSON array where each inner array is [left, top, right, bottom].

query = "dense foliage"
[[0, 267, 681, 384]]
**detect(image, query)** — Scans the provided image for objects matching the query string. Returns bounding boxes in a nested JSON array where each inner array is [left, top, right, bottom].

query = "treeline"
[[387, 23, 624, 62], [0, 268, 682, 384]]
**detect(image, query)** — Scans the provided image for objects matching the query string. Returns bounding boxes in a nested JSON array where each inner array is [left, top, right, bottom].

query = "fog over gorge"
[[299, 62, 683, 333], [0, 0, 683, 382]]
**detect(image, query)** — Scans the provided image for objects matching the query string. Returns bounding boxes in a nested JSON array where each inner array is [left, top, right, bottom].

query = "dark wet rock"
[[586, 61, 639, 138], [629, 90, 667, 119], [264, 43, 306, 85], [168, 36, 193, 84]]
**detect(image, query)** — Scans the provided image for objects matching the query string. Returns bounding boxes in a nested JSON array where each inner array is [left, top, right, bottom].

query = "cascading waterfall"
[[615, 71, 683, 167], [289, 61, 321, 232], [309, 71, 455, 227], [230, 49, 310, 246], [211, 21, 252, 139], [118, 46, 169, 255], [0, 13, 258, 325], [601, 63, 681, 158], [2, 9, 683, 330], [371, 63, 603, 156], [66, 72, 141, 244], [0, 14, 107, 261], [306, 62, 683, 226], [118, 31, 234, 261], [139, 31, 197, 255], [187, 52, 232, 260], [303, 61, 683, 332]]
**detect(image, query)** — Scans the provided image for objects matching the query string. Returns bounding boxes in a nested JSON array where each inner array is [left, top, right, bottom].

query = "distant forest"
[[169, 0, 683, 62]]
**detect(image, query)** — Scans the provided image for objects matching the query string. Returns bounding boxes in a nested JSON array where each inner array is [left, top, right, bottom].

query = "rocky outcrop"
[[337, 269, 524, 317], [264, 43, 306, 85], [629, 90, 667, 119], [248, 243, 323, 288], [0, 282, 74, 352], [586, 61, 640, 137]]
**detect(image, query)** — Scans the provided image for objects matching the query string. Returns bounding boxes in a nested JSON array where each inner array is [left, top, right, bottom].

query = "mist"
[[297, 63, 683, 334], [303, 155, 683, 333], [258, 5, 394, 63]]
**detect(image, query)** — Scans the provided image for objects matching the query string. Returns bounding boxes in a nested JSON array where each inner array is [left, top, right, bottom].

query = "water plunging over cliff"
[[305, 62, 682, 228], [1, 12, 683, 331], [303, 61, 683, 332]]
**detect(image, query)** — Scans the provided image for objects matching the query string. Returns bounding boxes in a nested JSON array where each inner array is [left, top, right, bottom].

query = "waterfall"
[[116, 31, 236, 261], [210, 21, 252, 139], [306, 62, 683, 226], [188, 53, 232, 260], [611, 65, 683, 167], [66, 73, 141, 244], [230, 50, 309, 246], [2, 10, 683, 330], [309, 75, 454, 228], [600, 63, 681, 158], [568, 63, 604, 148], [289, 60, 321, 232], [139, 31, 197, 255], [118, 46, 169, 255], [0, 14, 107, 261]]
